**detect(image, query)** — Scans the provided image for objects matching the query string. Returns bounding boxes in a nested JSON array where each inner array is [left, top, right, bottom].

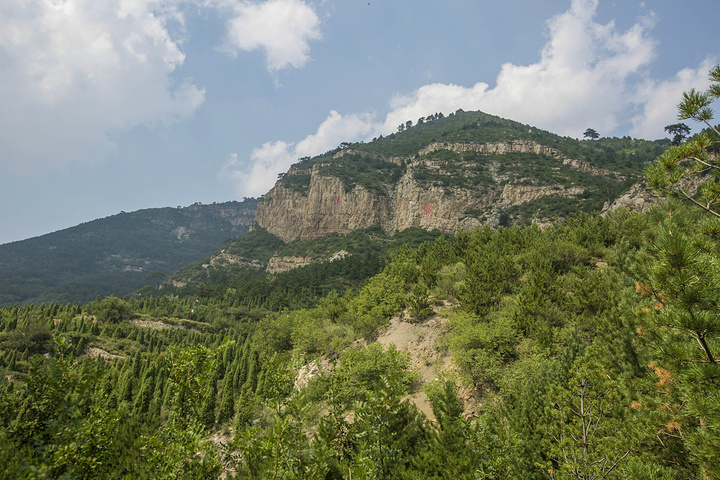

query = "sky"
[[0, 0, 718, 245]]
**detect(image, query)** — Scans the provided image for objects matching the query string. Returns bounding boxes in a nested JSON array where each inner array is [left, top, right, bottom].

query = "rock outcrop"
[[499, 184, 585, 207], [266, 255, 316, 274], [603, 182, 659, 213], [254, 168, 393, 242], [205, 252, 263, 270], [265, 250, 352, 274], [254, 141, 632, 242], [418, 140, 560, 157]]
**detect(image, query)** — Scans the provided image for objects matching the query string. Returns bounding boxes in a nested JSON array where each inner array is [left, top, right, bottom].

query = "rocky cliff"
[[254, 139, 634, 242]]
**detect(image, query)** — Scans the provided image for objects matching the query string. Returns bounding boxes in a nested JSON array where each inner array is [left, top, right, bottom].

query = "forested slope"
[[1, 203, 718, 478], [0, 199, 257, 306], [1, 69, 718, 480]]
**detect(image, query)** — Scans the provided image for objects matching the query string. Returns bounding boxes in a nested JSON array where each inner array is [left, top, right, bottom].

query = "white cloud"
[[228, 0, 715, 199], [0, 0, 204, 172], [0, 0, 324, 173], [381, 0, 659, 138], [222, 0, 322, 71], [221, 110, 376, 196], [629, 60, 715, 138]]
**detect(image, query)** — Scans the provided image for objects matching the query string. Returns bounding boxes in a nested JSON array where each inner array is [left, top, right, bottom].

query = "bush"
[[93, 296, 132, 323], [0, 322, 52, 355]]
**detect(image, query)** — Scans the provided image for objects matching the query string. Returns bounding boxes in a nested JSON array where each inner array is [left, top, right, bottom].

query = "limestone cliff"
[[254, 166, 393, 242], [254, 139, 632, 242], [603, 183, 659, 213]]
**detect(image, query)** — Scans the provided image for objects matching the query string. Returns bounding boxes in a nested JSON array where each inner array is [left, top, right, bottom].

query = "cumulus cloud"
[[0, 0, 205, 172], [0, 0, 323, 173], [221, 0, 322, 71], [629, 60, 716, 138], [381, 0, 659, 138], [221, 111, 376, 196], [229, 0, 716, 199]]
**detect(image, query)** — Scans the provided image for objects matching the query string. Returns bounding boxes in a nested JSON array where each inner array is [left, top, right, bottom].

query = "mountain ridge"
[[253, 110, 665, 243], [0, 199, 258, 306]]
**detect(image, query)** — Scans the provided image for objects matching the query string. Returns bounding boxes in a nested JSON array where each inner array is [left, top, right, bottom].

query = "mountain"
[[2, 111, 668, 306], [0, 199, 257, 306], [170, 110, 667, 292], [254, 110, 667, 242]]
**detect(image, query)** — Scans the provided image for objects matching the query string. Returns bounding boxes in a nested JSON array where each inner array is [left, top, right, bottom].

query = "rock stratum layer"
[[254, 140, 632, 242]]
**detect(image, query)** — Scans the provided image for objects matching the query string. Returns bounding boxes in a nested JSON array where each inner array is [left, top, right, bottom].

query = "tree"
[[93, 296, 131, 323], [638, 203, 720, 477], [583, 128, 599, 140], [664, 122, 691, 145], [146, 271, 166, 290], [646, 65, 720, 218], [546, 373, 632, 480], [0, 321, 52, 355], [642, 64, 720, 478], [3, 337, 121, 479]]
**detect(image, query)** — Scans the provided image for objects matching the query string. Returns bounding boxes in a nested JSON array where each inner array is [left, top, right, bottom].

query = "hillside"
[[2, 71, 720, 479], [164, 225, 443, 309], [2, 203, 718, 478], [255, 110, 667, 242], [0, 199, 258, 306], [164, 110, 667, 294]]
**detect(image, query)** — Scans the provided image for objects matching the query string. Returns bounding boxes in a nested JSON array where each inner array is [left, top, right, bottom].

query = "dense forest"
[[0, 200, 258, 306], [1, 201, 718, 479], [0, 68, 718, 479]]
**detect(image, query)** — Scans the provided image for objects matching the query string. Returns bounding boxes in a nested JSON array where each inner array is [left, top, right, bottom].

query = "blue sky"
[[0, 0, 718, 245]]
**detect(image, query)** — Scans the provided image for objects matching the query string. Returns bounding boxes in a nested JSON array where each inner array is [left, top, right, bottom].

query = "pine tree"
[[7, 351, 16, 371], [216, 379, 235, 425], [642, 66, 720, 478], [199, 382, 217, 430]]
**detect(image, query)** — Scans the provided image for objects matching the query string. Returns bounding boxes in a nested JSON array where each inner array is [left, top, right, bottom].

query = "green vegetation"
[[353, 110, 666, 176], [1, 201, 718, 478], [280, 152, 406, 195], [317, 153, 406, 194], [0, 200, 258, 306], [2, 70, 720, 479], [411, 151, 495, 190], [278, 173, 312, 194], [277, 110, 665, 202], [167, 226, 443, 312]]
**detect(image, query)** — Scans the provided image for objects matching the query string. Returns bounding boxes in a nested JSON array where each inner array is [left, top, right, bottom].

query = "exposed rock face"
[[255, 166, 393, 242], [418, 140, 560, 157], [603, 173, 713, 214], [294, 360, 329, 390], [561, 158, 625, 181], [266, 255, 316, 274], [420, 141, 625, 180], [254, 141, 629, 242], [266, 250, 352, 274], [389, 174, 495, 233], [500, 185, 585, 207], [603, 182, 659, 213], [206, 252, 263, 269]]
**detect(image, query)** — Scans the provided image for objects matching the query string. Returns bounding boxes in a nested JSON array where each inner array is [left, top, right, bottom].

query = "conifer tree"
[[199, 382, 217, 430], [7, 351, 16, 371], [217, 378, 235, 425], [643, 65, 720, 478], [133, 367, 156, 416]]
